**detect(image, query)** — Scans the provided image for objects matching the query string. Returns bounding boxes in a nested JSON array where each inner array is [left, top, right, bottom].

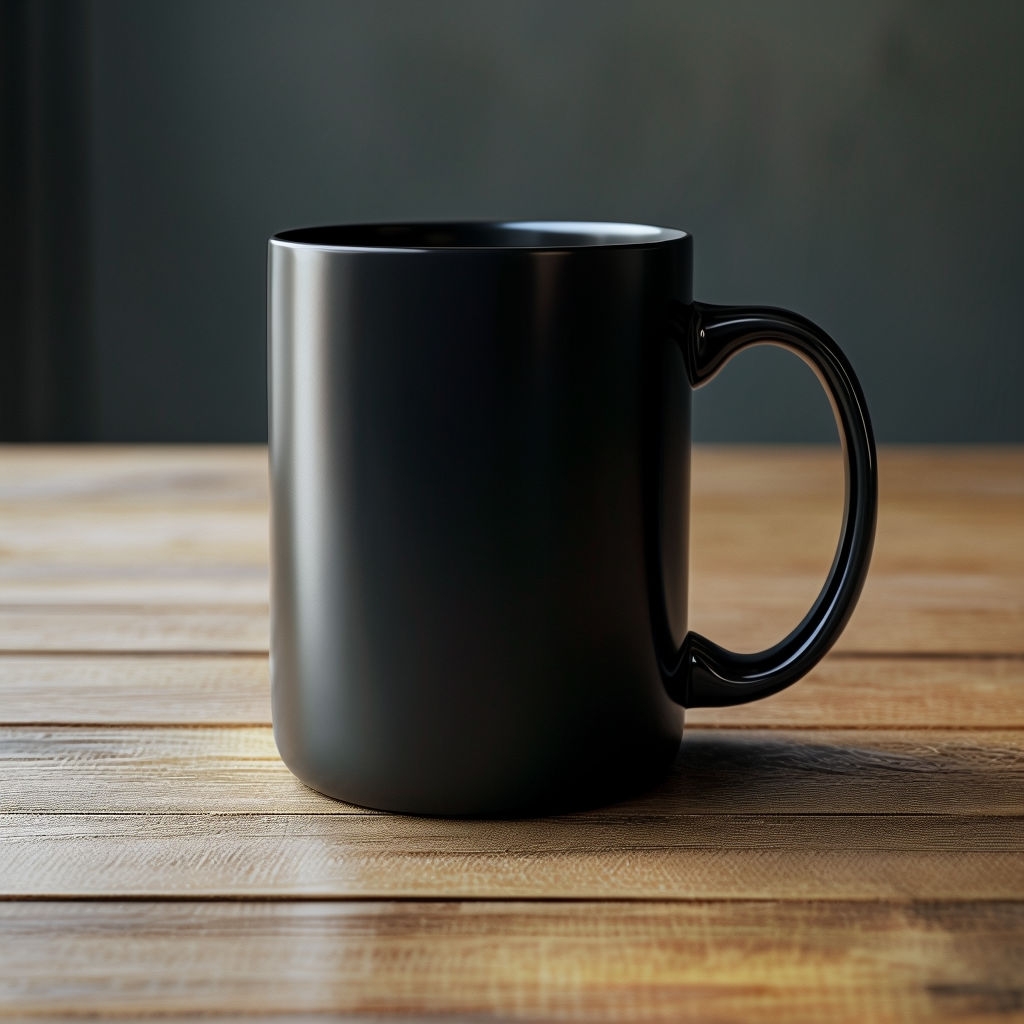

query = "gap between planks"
[[2, 894, 1022, 904], [1, 649, 1021, 658], [3, 722, 1021, 732]]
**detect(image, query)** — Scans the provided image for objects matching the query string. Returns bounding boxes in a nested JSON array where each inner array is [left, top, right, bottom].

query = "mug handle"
[[660, 302, 878, 708]]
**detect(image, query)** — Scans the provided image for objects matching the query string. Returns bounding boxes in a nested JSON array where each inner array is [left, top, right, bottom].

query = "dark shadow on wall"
[[1, 0, 95, 441]]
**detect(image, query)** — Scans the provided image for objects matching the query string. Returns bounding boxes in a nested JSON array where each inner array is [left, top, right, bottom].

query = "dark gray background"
[[5, 0, 1023, 442]]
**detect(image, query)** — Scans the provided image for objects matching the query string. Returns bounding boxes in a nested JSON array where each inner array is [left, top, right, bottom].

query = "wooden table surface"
[[1, 445, 1021, 1022]]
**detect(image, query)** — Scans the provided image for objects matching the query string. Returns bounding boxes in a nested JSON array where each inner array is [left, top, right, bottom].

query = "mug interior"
[[273, 221, 685, 250]]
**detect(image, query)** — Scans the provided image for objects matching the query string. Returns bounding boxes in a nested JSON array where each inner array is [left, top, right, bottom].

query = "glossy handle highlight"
[[666, 302, 878, 708]]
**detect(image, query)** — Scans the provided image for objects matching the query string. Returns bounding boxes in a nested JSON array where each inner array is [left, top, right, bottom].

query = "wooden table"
[[1, 446, 1021, 1022]]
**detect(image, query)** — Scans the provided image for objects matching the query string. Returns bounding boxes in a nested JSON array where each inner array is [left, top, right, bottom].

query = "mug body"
[[269, 222, 692, 815]]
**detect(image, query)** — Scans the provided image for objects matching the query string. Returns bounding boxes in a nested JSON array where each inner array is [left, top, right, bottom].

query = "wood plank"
[[689, 447, 1024, 653], [689, 656, 1024, 729], [1, 655, 1021, 729], [0, 655, 271, 724], [1, 901, 1021, 1022], [0, 445, 267, 502], [695, 575, 1024, 656], [0, 585, 1019, 654], [3, 727, 1021, 815], [0, 605, 267, 652], [7, 498, 1015, 583], [2, 445, 1015, 504], [691, 478, 1024, 577], [2, 813, 1021, 899], [0, 510, 267, 572], [0, 447, 1020, 654], [0, 566, 266, 604], [690, 445, 1024, 496]]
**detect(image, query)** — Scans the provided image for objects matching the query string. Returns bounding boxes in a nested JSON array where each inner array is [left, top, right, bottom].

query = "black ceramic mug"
[[268, 221, 876, 815]]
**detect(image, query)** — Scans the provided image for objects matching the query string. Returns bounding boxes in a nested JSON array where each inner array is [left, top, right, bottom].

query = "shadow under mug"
[[268, 221, 877, 816]]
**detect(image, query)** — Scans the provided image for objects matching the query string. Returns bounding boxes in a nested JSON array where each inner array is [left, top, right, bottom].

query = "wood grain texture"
[[0, 654, 271, 724], [2, 813, 1021, 899], [689, 656, 1024, 729], [0, 445, 267, 501], [4, 592, 1021, 654], [692, 575, 1024, 655], [1, 901, 1021, 1023], [0, 605, 268, 652], [2, 583, 1017, 653], [3, 727, 1022, 815], [689, 447, 1024, 654], [1, 655, 1021, 728], [1, 446, 1021, 1020], [1, 446, 1021, 653]]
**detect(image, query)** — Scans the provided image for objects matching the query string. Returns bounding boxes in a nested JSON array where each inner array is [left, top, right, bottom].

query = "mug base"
[[278, 730, 683, 819]]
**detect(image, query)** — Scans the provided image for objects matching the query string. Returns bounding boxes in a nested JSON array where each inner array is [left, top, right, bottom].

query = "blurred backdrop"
[[2, 0, 1022, 443]]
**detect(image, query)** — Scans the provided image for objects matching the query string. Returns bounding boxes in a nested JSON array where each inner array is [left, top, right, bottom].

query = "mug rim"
[[270, 220, 687, 253]]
